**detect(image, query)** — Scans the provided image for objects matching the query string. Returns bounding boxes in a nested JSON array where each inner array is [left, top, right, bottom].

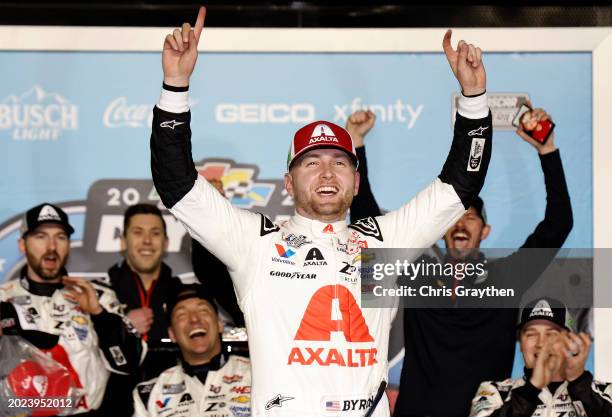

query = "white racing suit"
[[150, 87, 492, 417], [0, 272, 146, 413], [133, 354, 252, 417], [469, 371, 612, 417]]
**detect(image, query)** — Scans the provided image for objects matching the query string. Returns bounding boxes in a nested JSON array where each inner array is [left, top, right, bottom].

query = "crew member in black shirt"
[[346, 105, 573, 417]]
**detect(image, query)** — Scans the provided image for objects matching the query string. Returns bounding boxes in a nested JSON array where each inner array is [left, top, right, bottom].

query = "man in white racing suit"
[[469, 298, 612, 417], [133, 283, 251, 417], [150, 7, 492, 417], [0, 203, 145, 415]]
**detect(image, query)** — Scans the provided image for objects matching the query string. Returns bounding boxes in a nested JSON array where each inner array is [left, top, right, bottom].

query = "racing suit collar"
[[289, 212, 348, 237], [180, 350, 225, 384], [19, 265, 64, 297], [523, 367, 567, 397]]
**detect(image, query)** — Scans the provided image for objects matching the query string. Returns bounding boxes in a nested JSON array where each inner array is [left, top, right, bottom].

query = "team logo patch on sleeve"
[[259, 214, 280, 236], [348, 217, 383, 242], [467, 138, 486, 172], [109, 346, 127, 366]]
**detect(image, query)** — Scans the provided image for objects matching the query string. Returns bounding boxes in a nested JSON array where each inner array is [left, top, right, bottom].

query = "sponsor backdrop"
[[0, 49, 593, 387]]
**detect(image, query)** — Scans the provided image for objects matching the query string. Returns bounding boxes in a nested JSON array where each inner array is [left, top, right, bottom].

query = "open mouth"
[[189, 328, 208, 340], [451, 231, 470, 246], [42, 254, 59, 267], [316, 185, 339, 197]]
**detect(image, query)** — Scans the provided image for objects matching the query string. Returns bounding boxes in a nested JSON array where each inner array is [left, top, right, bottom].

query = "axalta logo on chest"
[[287, 285, 377, 367]]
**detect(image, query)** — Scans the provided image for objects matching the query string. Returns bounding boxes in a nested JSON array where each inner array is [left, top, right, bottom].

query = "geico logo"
[[287, 347, 377, 367], [0, 104, 78, 129], [308, 136, 338, 144], [269, 271, 316, 279], [215, 103, 315, 124]]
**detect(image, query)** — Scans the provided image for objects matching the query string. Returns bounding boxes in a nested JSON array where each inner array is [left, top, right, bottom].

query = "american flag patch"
[[326, 401, 341, 411]]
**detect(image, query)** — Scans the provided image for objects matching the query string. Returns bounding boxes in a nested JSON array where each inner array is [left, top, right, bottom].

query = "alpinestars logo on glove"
[[288, 285, 377, 367]]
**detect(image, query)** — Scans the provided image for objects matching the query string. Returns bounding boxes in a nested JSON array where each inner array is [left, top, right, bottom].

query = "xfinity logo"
[[0, 85, 79, 141], [216, 103, 314, 124], [333, 97, 423, 129]]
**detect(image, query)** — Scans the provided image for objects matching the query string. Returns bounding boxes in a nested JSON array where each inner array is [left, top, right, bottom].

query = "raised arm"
[[375, 30, 492, 248], [515, 107, 573, 248], [150, 7, 261, 297], [347, 110, 382, 222], [491, 108, 573, 295]]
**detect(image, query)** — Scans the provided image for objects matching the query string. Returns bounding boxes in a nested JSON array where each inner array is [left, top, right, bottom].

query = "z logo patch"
[[160, 120, 185, 130], [260, 214, 280, 236], [349, 217, 383, 242]]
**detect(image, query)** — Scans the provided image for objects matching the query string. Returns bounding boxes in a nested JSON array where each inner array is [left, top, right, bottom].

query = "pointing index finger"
[[194, 6, 206, 43], [442, 29, 454, 57]]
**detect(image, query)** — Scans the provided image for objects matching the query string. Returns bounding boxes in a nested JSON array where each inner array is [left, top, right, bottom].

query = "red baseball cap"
[[287, 120, 358, 170]]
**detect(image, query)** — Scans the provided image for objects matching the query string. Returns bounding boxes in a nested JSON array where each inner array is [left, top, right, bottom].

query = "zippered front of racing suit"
[[150, 87, 492, 417]]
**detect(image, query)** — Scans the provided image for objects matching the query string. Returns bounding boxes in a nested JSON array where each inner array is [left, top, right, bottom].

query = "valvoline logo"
[[156, 397, 170, 409], [275, 244, 295, 259]]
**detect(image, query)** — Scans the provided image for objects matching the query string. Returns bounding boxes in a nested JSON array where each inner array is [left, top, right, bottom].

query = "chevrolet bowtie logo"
[[468, 126, 489, 136], [265, 394, 295, 410], [160, 120, 185, 129]]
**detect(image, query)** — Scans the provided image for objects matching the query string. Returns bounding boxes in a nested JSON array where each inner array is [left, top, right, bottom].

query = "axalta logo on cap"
[[529, 299, 554, 318], [309, 124, 338, 144], [38, 205, 61, 222]]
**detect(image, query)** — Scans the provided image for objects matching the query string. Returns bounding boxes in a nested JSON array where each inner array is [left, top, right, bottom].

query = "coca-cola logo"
[[0, 85, 79, 141], [103, 97, 199, 129], [103, 97, 153, 128]]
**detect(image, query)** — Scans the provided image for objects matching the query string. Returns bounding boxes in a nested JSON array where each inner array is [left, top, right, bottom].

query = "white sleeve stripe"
[[158, 89, 189, 113], [458, 93, 489, 119]]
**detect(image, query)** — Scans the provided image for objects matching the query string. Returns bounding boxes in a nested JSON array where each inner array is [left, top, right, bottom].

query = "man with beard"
[[150, 7, 492, 417], [0, 203, 144, 416], [132, 283, 251, 417], [345, 106, 573, 417]]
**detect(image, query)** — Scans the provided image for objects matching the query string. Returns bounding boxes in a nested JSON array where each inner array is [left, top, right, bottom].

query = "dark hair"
[[470, 196, 487, 224], [123, 204, 167, 236], [166, 282, 218, 321]]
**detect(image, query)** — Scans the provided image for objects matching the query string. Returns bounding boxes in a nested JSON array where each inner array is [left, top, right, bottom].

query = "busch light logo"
[[0, 85, 78, 140], [103, 97, 153, 128]]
